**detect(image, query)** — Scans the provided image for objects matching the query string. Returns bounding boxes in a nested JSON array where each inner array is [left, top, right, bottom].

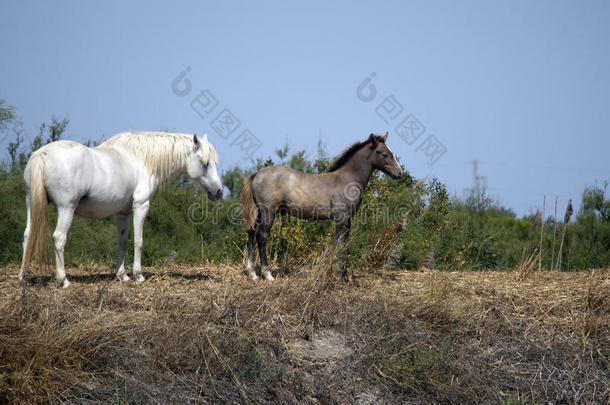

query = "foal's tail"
[[22, 152, 50, 271], [241, 174, 258, 230]]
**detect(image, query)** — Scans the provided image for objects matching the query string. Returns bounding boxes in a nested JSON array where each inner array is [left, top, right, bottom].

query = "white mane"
[[100, 131, 219, 184]]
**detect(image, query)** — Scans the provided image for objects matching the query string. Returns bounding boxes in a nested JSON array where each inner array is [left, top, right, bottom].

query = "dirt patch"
[[291, 329, 353, 361]]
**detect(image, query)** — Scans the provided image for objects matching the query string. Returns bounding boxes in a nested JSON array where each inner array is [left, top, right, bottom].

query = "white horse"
[[19, 131, 223, 288]]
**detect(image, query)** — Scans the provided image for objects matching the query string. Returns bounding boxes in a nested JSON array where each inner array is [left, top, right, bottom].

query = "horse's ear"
[[381, 131, 388, 142], [369, 133, 378, 148], [193, 134, 200, 148], [202, 133, 208, 143]]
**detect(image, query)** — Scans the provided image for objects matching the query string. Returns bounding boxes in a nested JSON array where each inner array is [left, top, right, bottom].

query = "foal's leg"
[[132, 201, 150, 282], [334, 220, 351, 244], [334, 217, 352, 280], [256, 210, 276, 281], [246, 229, 257, 280], [18, 196, 31, 283], [53, 206, 75, 288], [116, 214, 130, 282]]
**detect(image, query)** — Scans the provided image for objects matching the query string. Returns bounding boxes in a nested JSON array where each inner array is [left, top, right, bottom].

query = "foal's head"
[[368, 132, 403, 179], [187, 134, 223, 200]]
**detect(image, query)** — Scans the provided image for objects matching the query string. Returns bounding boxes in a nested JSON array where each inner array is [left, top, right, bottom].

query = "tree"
[[275, 141, 289, 162], [222, 166, 248, 200], [581, 182, 609, 222], [31, 115, 69, 152], [314, 138, 330, 173], [7, 122, 24, 169], [0, 99, 15, 131], [286, 149, 313, 172]]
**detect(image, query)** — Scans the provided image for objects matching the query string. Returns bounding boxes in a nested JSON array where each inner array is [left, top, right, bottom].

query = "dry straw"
[[520, 209, 541, 266], [538, 196, 545, 271], [365, 210, 410, 271], [1, 264, 607, 403], [556, 199, 573, 270], [551, 196, 558, 271], [517, 249, 541, 281]]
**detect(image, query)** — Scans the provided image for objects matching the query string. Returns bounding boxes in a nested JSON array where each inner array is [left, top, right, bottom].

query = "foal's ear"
[[368, 133, 378, 148], [381, 131, 388, 142]]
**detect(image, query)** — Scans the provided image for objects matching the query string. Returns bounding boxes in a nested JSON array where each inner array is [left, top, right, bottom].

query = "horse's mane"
[[101, 132, 219, 184], [327, 135, 386, 172]]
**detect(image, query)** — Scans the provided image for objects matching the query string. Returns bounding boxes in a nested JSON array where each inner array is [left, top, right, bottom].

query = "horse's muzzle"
[[207, 188, 223, 200], [391, 170, 403, 180]]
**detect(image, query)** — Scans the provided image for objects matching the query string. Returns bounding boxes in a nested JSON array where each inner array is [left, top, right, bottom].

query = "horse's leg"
[[116, 214, 130, 282], [132, 201, 150, 282], [18, 195, 31, 283], [256, 210, 276, 281], [246, 229, 258, 280], [334, 219, 351, 244], [53, 206, 75, 288], [334, 217, 352, 280]]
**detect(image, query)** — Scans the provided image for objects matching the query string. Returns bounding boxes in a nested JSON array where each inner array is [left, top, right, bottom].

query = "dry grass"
[[516, 249, 541, 281], [364, 213, 409, 271], [0, 262, 608, 404]]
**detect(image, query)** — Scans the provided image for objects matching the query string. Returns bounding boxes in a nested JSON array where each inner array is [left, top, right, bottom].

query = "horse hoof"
[[263, 273, 275, 281], [118, 275, 130, 282], [249, 273, 259, 281], [135, 274, 145, 283], [61, 279, 71, 288]]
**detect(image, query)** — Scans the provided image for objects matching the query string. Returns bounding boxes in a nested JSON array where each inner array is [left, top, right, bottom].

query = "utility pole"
[[472, 160, 487, 205], [472, 160, 479, 195], [473, 160, 480, 197]]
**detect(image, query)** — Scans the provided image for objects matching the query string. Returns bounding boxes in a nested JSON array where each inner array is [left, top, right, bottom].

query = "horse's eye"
[[383, 153, 389, 158]]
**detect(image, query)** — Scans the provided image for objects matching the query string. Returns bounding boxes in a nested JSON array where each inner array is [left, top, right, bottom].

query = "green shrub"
[[0, 114, 607, 270]]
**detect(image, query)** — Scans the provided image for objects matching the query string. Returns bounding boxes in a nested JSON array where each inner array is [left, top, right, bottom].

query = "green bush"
[[0, 108, 607, 271]]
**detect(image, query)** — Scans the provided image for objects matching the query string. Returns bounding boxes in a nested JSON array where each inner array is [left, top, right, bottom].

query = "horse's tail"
[[22, 152, 50, 272], [241, 173, 258, 230]]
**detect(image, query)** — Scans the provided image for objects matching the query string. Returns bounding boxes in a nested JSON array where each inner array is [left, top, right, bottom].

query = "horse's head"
[[368, 132, 403, 179], [187, 134, 223, 200]]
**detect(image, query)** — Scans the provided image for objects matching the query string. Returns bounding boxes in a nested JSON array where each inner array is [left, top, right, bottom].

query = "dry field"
[[0, 261, 608, 404]]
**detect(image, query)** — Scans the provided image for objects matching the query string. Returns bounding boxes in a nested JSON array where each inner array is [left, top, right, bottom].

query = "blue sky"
[[1, 0, 608, 216]]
